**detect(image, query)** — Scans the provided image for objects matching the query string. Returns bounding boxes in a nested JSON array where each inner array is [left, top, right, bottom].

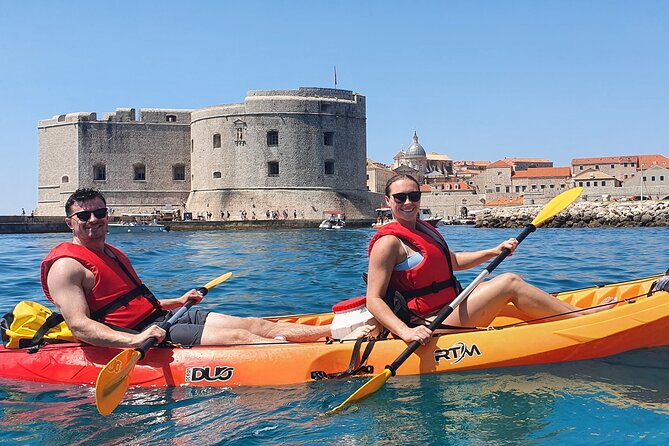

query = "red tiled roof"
[[512, 167, 571, 178], [504, 157, 552, 163], [571, 155, 638, 165], [638, 154, 669, 169], [488, 160, 513, 168]]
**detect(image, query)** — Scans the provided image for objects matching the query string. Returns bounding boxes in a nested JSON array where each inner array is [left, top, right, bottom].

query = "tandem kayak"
[[1, 274, 668, 388]]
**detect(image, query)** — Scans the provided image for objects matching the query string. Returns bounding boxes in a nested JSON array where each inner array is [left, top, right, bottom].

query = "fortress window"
[[213, 133, 221, 148], [213, 171, 222, 179], [320, 103, 331, 113], [268, 161, 279, 176], [61, 175, 69, 183], [173, 165, 185, 181], [94, 164, 106, 181], [324, 160, 335, 175], [324, 132, 334, 146], [267, 131, 279, 146], [166, 115, 177, 122], [602, 181, 606, 186], [134, 164, 146, 181]]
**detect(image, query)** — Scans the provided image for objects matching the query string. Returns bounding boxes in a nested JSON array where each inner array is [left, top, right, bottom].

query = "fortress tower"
[[187, 87, 371, 219]]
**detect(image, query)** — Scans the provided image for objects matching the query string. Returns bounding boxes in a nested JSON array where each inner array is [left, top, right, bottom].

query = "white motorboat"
[[319, 211, 346, 230]]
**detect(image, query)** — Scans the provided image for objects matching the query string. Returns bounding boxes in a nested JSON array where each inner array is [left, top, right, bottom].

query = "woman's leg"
[[442, 273, 615, 328]]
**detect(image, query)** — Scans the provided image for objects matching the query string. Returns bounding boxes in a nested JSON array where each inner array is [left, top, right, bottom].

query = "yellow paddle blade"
[[531, 187, 583, 228], [203, 271, 233, 291], [323, 369, 393, 416], [95, 349, 142, 416]]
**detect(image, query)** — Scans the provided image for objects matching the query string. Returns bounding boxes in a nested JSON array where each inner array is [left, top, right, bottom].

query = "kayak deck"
[[1, 274, 667, 388]]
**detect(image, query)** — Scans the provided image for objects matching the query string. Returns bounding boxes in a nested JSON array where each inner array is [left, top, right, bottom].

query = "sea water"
[[0, 226, 668, 445]]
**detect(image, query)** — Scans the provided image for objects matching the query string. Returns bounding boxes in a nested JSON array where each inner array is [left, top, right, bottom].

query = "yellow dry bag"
[[1, 301, 77, 349]]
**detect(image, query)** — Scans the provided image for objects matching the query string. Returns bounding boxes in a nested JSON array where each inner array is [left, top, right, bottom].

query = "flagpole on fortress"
[[334, 66, 337, 88]]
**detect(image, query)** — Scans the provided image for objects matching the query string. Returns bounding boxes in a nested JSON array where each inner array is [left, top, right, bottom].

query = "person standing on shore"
[[365, 174, 616, 344], [42, 188, 374, 348]]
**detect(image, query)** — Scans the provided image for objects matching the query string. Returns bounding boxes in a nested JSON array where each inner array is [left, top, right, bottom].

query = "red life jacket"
[[41, 242, 160, 329], [368, 220, 459, 316]]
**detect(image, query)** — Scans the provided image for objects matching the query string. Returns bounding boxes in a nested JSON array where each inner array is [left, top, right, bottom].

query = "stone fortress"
[[36, 88, 377, 220]]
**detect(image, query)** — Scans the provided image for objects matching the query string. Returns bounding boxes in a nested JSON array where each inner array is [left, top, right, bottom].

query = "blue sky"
[[1, 1, 667, 215]]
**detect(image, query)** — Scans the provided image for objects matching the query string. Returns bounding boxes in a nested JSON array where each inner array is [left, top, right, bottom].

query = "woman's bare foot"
[[343, 324, 377, 340], [581, 296, 618, 315]]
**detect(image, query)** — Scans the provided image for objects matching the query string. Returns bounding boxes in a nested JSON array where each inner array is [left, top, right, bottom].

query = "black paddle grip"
[[485, 224, 535, 272], [136, 286, 209, 359]]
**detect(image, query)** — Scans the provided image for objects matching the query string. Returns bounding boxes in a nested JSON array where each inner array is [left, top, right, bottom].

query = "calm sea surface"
[[1, 226, 668, 445]]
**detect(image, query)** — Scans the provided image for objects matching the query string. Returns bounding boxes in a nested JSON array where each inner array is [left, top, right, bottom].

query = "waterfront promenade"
[[0, 215, 375, 234]]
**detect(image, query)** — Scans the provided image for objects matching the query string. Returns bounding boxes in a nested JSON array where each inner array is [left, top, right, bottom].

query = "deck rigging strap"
[[311, 337, 378, 380]]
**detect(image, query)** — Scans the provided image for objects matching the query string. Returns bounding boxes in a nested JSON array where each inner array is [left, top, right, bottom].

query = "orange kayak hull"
[[1, 274, 667, 388]]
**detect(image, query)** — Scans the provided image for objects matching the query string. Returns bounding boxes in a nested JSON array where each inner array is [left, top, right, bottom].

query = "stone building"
[[36, 87, 376, 220], [503, 157, 553, 171], [366, 159, 395, 194], [391, 132, 454, 182], [572, 155, 639, 182], [37, 108, 192, 216]]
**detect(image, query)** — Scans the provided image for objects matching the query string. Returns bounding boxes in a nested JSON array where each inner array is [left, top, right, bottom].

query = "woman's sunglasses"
[[68, 207, 109, 221], [391, 191, 422, 203]]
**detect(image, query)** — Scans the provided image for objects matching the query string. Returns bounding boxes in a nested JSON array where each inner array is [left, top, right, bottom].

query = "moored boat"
[[1, 274, 668, 388], [318, 211, 346, 230], [108, 213, 168, 234]]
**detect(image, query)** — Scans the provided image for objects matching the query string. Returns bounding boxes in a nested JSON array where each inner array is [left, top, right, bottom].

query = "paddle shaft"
[[386, 224, 536, 375], [136, 286, 209, 358]]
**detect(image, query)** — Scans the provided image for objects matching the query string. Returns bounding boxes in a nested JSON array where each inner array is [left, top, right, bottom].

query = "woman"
[[365, 174, 615, 345]]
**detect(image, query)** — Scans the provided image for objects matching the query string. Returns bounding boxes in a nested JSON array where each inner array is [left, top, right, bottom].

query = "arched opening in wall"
[[460, 206, 468, 218], [173, 164, 185, 181], [93, 164, 106, 181], [213, 171, 222, 179], [213, 133, 221, 148], [134, 164, 146, 181], [166, 115, 177, 122], [61, 175, 69, 183]]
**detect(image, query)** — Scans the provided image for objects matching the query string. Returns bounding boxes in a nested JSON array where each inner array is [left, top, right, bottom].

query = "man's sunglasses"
[[68, 207, 109, 221], [391, 191, 422, 203]]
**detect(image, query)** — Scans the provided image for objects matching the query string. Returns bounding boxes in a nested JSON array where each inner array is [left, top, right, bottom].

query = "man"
[[42, 188, 372, 348]]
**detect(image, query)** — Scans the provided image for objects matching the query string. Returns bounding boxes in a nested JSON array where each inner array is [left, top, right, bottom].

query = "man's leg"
[[200, 313, 331, 344]]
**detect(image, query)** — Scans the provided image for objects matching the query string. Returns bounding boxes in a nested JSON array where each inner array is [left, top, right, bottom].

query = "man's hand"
[[177, 289, 203, 305], [130, 324, 167, 348]]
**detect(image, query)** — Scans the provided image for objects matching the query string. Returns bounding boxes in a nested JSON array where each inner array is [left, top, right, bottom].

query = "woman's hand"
[[398, 324, 433, 345], [496, 238, 518, 256]]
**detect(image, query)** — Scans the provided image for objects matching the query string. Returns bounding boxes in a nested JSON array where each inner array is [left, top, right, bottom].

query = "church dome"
[[405, 131, 426, 157]]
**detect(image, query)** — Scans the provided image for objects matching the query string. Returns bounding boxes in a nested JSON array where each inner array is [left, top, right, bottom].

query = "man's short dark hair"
[[65, 188, 106, 216]]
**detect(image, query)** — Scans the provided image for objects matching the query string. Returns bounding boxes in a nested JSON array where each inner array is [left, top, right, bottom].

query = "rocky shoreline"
[[476, 200, 669, 228]]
